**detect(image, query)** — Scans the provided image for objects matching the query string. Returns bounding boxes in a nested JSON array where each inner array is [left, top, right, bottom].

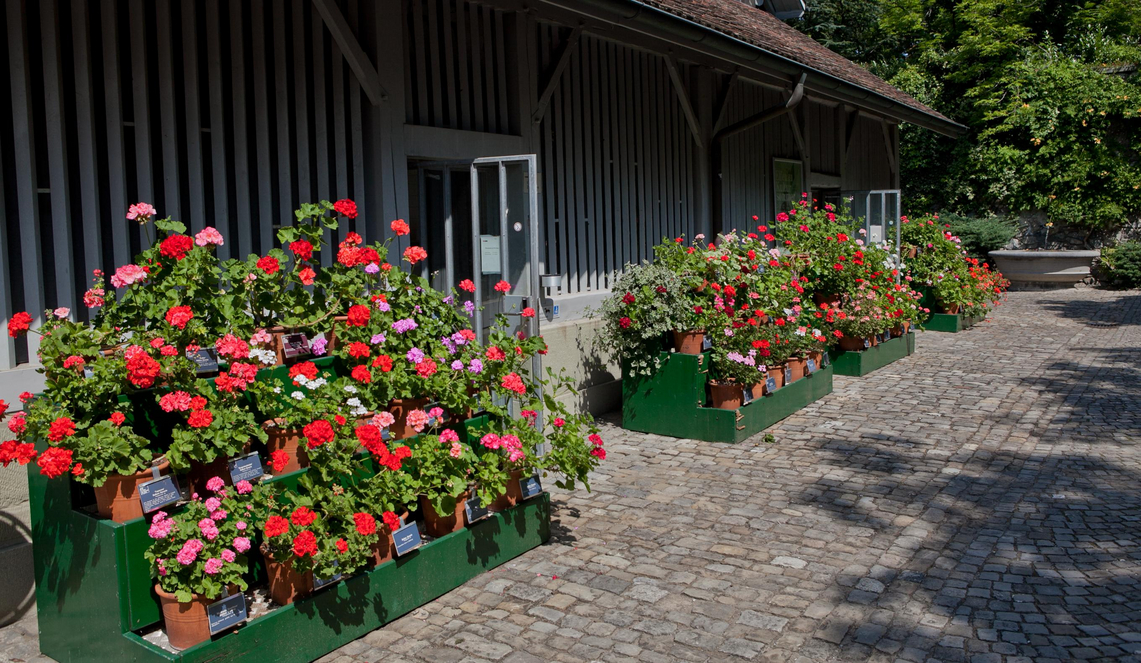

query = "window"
[[772, 159, 803, 217], [846, 190, 900, 247]]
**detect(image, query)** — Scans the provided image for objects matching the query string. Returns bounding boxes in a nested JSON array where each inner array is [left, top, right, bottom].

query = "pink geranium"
[[110, 264, 147, 288], [194, 226, 225, 247]]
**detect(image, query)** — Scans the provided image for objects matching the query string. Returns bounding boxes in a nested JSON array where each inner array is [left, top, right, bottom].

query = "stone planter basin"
[[989, 250, 1099, 288]]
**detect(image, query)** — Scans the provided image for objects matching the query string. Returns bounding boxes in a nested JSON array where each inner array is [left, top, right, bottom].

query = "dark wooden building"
[[0, 0, 960, 408]]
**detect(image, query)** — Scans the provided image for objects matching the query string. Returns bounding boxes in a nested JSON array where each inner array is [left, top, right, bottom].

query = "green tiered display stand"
[[828, 333, 916, 377], [29, 461, 549, 662], [621, 351, 833, 444], [923, 312, 985, 333], [28, 357, 550, 662], [917, 286, 986, 333]]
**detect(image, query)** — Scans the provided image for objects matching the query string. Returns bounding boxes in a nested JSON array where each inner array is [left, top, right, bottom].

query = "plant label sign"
[[806, 358, 818, 374], [784, 366, 793, 384], [228, 453, 264, 484], [742, 387, 754, 405], [465, 495, 490, 523], [314, 572, 342, 590], [186, 348, 219, 374], [139, 475, 181, 513], [282, 333, 312, 360], [702, 336, 713, 351], [520, 475, 543, 500], [821, 353, 830, 368], [381, 427, 392, 441], [393, 522, 423, 556], [862, 338, 871, 350], [765, 377, 778, 394], [207, 592, 247, 635]]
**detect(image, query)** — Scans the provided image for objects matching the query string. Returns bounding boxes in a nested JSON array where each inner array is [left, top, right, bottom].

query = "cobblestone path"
[[3, 288, 1140, 663]]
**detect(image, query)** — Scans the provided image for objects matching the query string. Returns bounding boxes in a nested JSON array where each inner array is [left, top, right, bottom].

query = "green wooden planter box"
[[829, 333, 916, 377], [622, 351, 833, 443], [923, 312, 985, 333], [915, 286, 986, 333], [28, 422, 547, 662]]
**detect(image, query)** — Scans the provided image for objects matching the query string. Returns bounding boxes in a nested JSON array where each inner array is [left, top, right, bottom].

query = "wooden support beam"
[[880, 118, 897, 173], [312, 0, 387, 106], [712, 70, 738, 136], [533, 24, 583, 124], [664, 55, 704, 149], [715, 72, 805, 142], [843, 107, 860, 164]]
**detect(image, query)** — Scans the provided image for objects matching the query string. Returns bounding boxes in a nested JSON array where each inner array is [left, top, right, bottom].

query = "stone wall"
[[0, 425, 34, 626]]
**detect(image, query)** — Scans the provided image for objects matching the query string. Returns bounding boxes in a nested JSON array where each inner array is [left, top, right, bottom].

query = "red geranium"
[[188, 410, 214, 428], [621, 292, 636, 305], [347, 342, 370, 359], [159, 234, 194, 261], [8, 312, 32, 337], [109, 412, 126, 426], [351, 364, 372, 383], [265, 515, 290, 538], [501, 372, 526, 395], [416, 358, 438, 378], [289, 240, 314, 261], [382, 511, 401, 532], [619, 317, 632, 329], [353, 512, 377, 536], [391, 219, 410, 236], [257, 255, 281, 275], [302, 420, 335, 448], [165, 306, 193, 329], [334, 199, 358, 219], [37, 447, 73, 478], [270, 450, 290, 473], [335, 538, 348, 554], [403, 246, 428, 264], [0, 440, 37, 467], [522, 307, 535, 318], [299, 266, 316, 286], [292, 530, 318, 557], [356, 425, 386, 455], [346, 304, 371, 327], [289, 361, 319, 384], [291, 506, 317, 527], [47, 417, 76, 443], [486, 346, 506, 361], [372, 355, 393, 372], [458, 279, 475, 293], [494, 280, 511, 294]]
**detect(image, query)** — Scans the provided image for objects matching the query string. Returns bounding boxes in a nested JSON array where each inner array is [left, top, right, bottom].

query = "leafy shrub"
[[941, 214, 1018, 261], [1099, 241, 1141, 289]]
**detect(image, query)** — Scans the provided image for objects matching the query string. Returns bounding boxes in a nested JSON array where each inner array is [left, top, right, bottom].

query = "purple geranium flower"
[[406, 347, 425, 364], [392, 318, 418, 333]]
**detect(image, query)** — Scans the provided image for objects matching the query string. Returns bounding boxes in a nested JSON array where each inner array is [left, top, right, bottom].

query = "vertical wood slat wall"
[[0, 0, 373, 369], [535, 26, 697, 296], [404, 0, 517, 136]]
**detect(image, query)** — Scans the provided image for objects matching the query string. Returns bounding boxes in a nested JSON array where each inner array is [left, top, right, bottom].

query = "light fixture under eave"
[[760, 0, 805, 21]]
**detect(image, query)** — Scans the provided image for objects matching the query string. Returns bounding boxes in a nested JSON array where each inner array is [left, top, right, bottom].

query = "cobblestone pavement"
[[4, 288, 1141, 663]]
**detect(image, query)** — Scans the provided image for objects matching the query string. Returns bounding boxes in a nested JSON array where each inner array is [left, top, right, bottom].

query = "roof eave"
[[544, 0, 967, 137]]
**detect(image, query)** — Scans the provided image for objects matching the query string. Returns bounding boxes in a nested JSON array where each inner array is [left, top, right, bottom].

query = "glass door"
[[470, 156, 540, 343]]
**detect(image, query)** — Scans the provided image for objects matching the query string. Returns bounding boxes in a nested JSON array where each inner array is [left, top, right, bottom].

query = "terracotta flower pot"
[[154, 584, 215, 650], [749, 382, 766, 401], [906, 246, 918, 259], [870, 334, 879, 347], [369, 510, 408, 567], [838, 335, 868, 352], [325, 315, 349, 352], [262, 546, 314, 606], [941, 303, 961, 315], [419, 492, 469, 538], [766, 366, 785, 393], [388, 397, 429, 440], [785, 356, 807, 384], [809, 351, 824, 369], [708, 380, 743, 410], [672, 330, 705, 355], [94, 460, 172, 523], [493, 470, 525, 511], [263, 420, 308, 474], [183, 455, 236, 496], [812, 292, 841, 307]]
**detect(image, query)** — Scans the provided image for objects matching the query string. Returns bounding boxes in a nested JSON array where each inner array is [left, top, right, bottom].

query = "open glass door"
[[470, 156, 540, 343]]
